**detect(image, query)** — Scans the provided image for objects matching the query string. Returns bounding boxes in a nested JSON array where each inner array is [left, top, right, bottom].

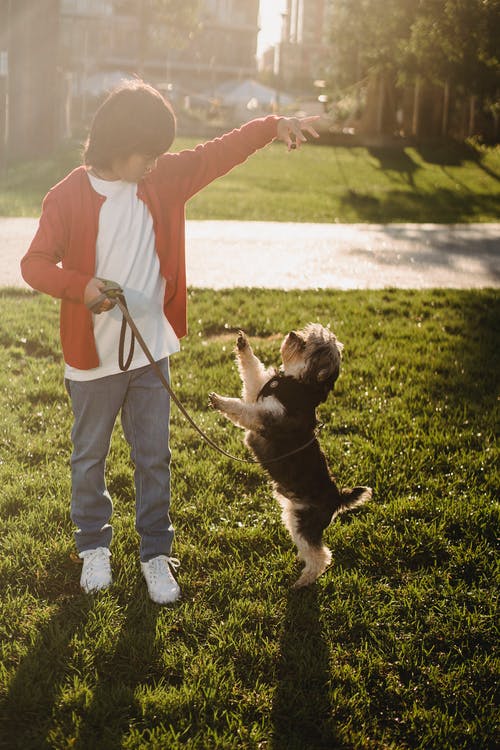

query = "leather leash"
[[87, 281, 321, 464]]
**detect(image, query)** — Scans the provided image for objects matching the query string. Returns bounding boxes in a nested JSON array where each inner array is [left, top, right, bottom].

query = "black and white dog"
[[209, 323, 371, 588]]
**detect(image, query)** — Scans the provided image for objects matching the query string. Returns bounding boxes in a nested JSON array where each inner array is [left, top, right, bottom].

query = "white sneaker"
[[79, 547, 112, 593], [141, 555, 181, 604]]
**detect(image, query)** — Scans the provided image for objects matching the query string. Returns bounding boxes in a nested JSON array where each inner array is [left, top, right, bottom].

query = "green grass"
[[0, 287, 498, 749], [1, 138, 499, 222]]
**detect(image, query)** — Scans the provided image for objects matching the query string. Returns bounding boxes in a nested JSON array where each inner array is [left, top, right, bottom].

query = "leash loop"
[[86, 279, 136, 371]]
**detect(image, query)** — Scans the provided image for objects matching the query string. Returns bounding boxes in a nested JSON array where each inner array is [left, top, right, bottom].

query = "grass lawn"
[[0, 287, 498, 749], [0, 137, 499, 222]]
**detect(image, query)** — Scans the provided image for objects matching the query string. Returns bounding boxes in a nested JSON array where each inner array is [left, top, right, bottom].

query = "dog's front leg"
[[236, 331, 274, 402], [209, 393, 275, 432]]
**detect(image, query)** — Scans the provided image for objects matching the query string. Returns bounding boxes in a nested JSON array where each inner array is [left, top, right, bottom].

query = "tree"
[[329, 0, 416, 88], [328, 0, 416, 134], [409, 0, 500, 135], [410, 0, 500, 96], [329, 0, 500, 137]]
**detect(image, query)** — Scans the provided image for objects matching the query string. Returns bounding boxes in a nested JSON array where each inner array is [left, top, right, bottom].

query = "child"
[[21, 80, 319, 604]]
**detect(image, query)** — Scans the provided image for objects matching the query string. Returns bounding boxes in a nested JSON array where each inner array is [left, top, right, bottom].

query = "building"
[[278, 0, 334, 91], [59, 0, 260, 97], [0, 0, 260, 161], [184, 0, 260, 89]]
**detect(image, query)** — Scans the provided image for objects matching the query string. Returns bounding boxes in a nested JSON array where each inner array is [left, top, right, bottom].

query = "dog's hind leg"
[[235, 331, 274, 402], [276, 494, 332, 588]]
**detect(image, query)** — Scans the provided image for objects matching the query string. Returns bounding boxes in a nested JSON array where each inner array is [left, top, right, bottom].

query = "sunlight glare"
[[258, 0, 287, 57]]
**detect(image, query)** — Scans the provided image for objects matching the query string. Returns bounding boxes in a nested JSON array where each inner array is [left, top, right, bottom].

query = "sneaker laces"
[[148, 555, 180, 582], [80, 547, 111, 565], [79, 547, 111, 588]]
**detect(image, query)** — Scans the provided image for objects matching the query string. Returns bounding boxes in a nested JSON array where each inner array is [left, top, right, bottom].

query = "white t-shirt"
[[64, 173, 180, 381]]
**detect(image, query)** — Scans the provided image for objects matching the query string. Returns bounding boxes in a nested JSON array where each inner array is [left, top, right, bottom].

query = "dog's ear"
[[307, 344, 340, 380], [317, 367, 340, 402], [289, 330, 306, 348], [318, 341, 344, 388], [304, 343, 342, 403], [318, 364, 340, 383]]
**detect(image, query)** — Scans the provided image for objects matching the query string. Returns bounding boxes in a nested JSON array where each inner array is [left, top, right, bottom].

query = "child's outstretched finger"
[[299, 115, 321, 139], [304, 124, 320, 138]]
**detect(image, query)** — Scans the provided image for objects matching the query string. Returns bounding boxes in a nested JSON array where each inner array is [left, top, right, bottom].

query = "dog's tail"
[[337, 486, 372, 515]]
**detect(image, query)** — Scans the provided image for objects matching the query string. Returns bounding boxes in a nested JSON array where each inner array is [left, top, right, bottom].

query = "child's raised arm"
[[155, 115, 321, 202]]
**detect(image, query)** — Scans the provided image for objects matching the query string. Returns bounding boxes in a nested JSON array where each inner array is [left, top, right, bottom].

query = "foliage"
[[0, 287, 498, 749], [330, 0, 500, 98], [329, 0, 415, 82], [409, 0, 500, 95]]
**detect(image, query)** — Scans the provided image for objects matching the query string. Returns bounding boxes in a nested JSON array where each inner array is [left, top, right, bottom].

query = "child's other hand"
[[276, 116, 320, 151], [84, 278, 113, 313]]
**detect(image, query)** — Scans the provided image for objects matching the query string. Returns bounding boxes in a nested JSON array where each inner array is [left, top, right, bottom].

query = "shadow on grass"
[[74, 582, 161, 750], [0, 598, 91, 749], [272, 587, 345, 750], [416, 140, 500, 182], [341, 186, 500, 223], [415, 141, 471, 167], [0, 581, 160, 750], [368, 147, 420, 187], [355, 141, 500, 223], [425, 290, 500, 413]]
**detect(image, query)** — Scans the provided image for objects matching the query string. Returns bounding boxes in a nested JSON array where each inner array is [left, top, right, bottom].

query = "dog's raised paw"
[[236, 331, 248, 351], [208, 392, 221, 410]]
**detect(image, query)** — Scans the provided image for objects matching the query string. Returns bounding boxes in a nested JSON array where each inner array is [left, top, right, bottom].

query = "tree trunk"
[[441, 80, 450, 137], [412, 77, 421, 137], [468, 95, 477, 137], [376, 73, 384, 135]]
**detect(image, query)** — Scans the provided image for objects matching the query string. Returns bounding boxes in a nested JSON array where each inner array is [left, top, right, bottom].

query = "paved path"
[[1, 217, 499, 289]]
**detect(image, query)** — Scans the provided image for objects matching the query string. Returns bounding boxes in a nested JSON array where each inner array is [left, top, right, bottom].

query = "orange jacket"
[[21, 116, 279, 369]]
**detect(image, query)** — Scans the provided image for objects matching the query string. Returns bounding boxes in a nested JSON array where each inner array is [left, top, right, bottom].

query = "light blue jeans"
[[65, 358, 174, 561]]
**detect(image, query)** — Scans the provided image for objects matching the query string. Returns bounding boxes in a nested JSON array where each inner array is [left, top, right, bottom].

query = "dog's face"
[[280, 323, 343, 396]]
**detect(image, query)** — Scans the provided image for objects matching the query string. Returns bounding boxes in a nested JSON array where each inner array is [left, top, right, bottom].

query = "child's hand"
[[84, 278, 114, 313], [276, 116, 321, 151]]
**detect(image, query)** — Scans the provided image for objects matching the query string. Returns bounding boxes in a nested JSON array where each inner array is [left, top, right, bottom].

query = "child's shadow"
[[272, 586, 344, 750], [0, 594, 92, 749], [74, 580, 161, 750], [0, 576, 160, 750]]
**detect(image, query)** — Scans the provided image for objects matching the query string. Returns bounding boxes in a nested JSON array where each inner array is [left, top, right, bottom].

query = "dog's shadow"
[[272, 586, 343, 750]]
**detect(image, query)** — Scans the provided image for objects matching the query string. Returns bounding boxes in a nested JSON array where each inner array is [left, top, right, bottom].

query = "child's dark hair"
[[83, 80, 176, 168]]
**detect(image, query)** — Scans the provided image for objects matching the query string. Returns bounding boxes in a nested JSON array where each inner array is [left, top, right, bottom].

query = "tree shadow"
[[272, 587, 346, 750], [343, 224, 500, 282], [473, 156, 500, 183], [416, 141, 500, 182], [341, 186, 500, 223], [415, 141, 469, 167], [368, 147, 420, 187]]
